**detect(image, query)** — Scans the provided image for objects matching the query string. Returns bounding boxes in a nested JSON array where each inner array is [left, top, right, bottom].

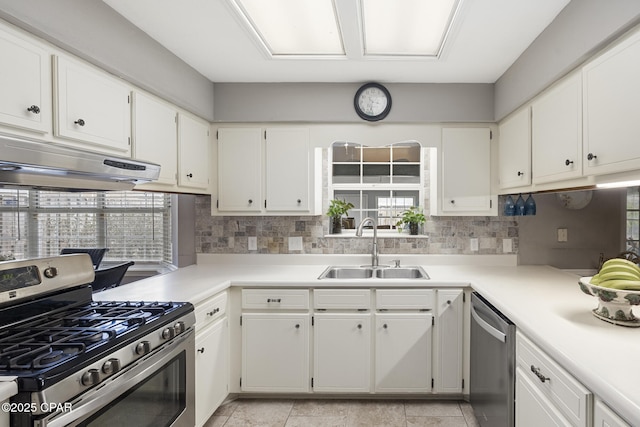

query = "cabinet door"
[[375, 313, 432, 392], [515, 366, 571, 427], [434, 289, 463, 393], [441, 128, 493, 214], [498, 107, 531, 189], [583, 28, 640, 176], [241, 313, 310, 392], [0, 25, 50, 133], [217, 128, 262, 212], [594, 399, 630, 427], [313, 313, 371, 392], [532, 72, 583, 184], [195, 318, 228, 427], [132, 92, 177, 186], [54, 56, 131, 154], [178, 113, 210, 190], [265, 128, 310, 212]]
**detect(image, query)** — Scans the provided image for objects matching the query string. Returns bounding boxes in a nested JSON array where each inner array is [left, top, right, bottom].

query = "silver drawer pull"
[[267, 298, 282, 303], [206, 308, 220, 316], [531, 365, 550, 383]]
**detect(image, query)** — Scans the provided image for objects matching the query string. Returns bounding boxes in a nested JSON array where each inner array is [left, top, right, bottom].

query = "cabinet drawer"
[[195, 291, 227, 328], [376, 289, 434, 310], [314, 289, 371, 310], [516, 332, 592, 426], [242, 289, 309, 310]]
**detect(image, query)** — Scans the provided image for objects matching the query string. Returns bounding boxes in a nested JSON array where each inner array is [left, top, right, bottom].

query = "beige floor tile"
[[404, 401, 463, 417], [345, 400, 407, 427], [285, 415, 348, 427], [202, 415, 228, 427], [224, 399, 294, 427], [290, 400, 351, 417], [459, 402, 480, 427], [213, 400, 239, 416], [406, 416, 468, 427]]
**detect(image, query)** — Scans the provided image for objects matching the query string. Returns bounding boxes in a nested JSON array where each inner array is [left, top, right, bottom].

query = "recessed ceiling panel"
[[232, 0, 345, 56], [362, 0, 460, 56]]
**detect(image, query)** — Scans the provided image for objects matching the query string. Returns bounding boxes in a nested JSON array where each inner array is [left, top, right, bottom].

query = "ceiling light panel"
[[232, 0, 345, 56], [362, 0, 460, 56]]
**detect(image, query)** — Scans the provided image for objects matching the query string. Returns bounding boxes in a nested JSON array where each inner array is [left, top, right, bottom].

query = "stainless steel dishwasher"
[[470, 292, 516, 427]]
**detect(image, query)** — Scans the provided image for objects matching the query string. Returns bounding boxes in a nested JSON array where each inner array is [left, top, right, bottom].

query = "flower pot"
[[331, 216, 342, 234], [409, 222, 419, 235]]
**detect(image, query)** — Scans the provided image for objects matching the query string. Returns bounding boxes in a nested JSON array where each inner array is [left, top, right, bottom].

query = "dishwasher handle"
[[471, 303, 507, 343]]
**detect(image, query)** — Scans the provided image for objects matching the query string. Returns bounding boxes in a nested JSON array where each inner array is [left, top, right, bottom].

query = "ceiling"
[[103, 0, 570, 84]]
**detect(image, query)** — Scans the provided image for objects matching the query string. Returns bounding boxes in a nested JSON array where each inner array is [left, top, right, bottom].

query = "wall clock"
[[354, 82, 391, 121]]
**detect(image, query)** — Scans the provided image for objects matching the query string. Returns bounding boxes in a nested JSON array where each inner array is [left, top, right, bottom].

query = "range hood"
[[0, 134, 160, 191]]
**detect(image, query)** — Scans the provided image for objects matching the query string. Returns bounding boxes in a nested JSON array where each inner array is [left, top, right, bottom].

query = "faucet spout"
[[356, 217, 378, 268]]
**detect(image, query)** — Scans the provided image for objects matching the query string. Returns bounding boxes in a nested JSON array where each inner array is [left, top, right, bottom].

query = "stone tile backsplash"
[[195, 195, 519, 255]]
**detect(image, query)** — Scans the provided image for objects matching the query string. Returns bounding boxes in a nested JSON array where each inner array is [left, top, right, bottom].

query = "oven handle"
[[471, 302, 507, 343], [36, 329, 194, 427]]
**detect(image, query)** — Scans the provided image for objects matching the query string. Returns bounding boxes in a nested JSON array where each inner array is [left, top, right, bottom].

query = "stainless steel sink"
[[318, 266, 374, 279], [375, 266, 429, 279], [318, 265, 429, 280]]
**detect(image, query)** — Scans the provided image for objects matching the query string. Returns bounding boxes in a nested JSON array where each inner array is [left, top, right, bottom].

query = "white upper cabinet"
[[583, 28, 640, 176], [178, 112, 210, 190], [532, 72, 583, 184], [498, 107, 531, 190], [53, 55, 131, 154], [0, 24, 51, 134], [216, 127, 319, 215], [132, 92, 177, 186], [217, 127, 263, 212], [265, 128, 310, 212], [435, 127, 495, 216]]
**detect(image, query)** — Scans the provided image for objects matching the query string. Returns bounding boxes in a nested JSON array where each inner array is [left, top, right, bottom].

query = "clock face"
[[354, 83, 391, 121]]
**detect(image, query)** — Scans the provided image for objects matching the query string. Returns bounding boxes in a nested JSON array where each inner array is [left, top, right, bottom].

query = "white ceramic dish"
[[578, 276, 640, 327]]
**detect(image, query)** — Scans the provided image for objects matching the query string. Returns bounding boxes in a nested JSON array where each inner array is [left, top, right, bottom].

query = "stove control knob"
[[102, 358, 121, 375], [81, 369, 100, 386], [173, 321, 186, 335], [43, 267, 58, 279], [161, 327, 175, 340], [135, 341, 151, 356]]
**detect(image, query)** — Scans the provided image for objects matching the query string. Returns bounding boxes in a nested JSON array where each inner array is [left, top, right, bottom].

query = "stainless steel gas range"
[[0, 255, 195, 427]]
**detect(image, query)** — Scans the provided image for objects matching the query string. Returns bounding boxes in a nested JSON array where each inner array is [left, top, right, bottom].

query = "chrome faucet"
[[356, 217, 379, 268]]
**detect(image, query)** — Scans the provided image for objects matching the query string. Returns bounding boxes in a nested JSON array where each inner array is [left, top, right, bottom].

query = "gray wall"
[[517, 189, 626, 269], [0, 0, 215, 121], [495, 0, 640, 121], [213, 83, 494, 123]]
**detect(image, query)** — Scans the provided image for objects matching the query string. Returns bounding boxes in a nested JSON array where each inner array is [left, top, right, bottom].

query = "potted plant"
[[327, 199, 354, 234], [396, 206, 426, 235]]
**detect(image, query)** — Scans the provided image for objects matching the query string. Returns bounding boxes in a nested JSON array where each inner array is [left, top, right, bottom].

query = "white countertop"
[[94, 254, 640, 425]]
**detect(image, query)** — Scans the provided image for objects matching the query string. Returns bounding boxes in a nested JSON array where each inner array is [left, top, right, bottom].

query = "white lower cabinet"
[[434, 289, 464, 393], [516, 366, 572, 426], [241, 313, 310, 392], [594, 398, 630, 427], [375, 313, 433, 392], [195, 318, 228, 427], [516, 331, 592, 427], [313, 313, 371, 392]]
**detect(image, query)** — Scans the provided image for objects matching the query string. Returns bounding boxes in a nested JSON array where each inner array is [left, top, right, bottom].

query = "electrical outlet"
[[557, 228, 568, 242], [470, 238, 479, 251], [503, 238, 513, 253], [248, 236, 257, 251]]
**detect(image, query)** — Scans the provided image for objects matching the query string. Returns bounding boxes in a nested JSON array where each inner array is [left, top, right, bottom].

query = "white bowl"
[[578, 277, 640, 327]]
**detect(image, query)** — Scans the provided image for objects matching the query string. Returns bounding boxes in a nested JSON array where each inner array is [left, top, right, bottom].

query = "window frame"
[[328, 141, 425, 236]]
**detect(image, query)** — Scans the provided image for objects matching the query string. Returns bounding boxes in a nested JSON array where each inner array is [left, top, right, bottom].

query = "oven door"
[[35, 330, 195, 427]]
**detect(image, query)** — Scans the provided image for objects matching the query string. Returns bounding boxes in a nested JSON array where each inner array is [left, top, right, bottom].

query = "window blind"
[[0, 189, 172, 264]]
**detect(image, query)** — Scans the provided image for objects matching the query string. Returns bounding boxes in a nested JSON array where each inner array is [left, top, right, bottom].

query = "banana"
[[601, 258, 640, 273], [598, 263, 640, 279], [590, 273, 601, 285], [597, 271, 640, 282], [597, 279, 640, 291]]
